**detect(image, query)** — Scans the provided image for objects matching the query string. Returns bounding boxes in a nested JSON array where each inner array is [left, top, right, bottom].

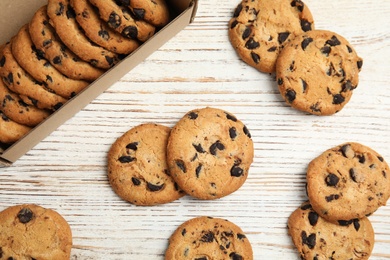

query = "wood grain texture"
[[1, 0, 390, 259]]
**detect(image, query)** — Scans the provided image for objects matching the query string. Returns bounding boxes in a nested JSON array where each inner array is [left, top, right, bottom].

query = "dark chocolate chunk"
[[195, 164, 202, 178], [181, 228, 187, 236], [226, 112, 237, 122], [357, 59, 363, 70], [46, 75, 53, 83], [340, 144, 351, 158], [126, 142, 138, 150], [277, 78, 283, 85], [210, 141, 225, 155], [56, 3, 65, 16], [321, 46, 331, 56], [66, 5, 76, 19], [132, 8, 145, 20], [231, 165, 244, 177], [301, 37, 313, 50], [357, 155, 366, 164], [338, 219, 353, 226], [243, 125, 251, 138], [301, 231, 316, 249], [291, 0, 304, 12], [147, 182, 164, 192], [341, 80, 353, 92], [325, 194, 340, 202], [229, 127, 237, 139], [131, 177, 141, 186], [53, 102, 64, 111], [122, 26, 138, 40], [53, 56, 62, 65], [105, 56, 115, 66], [98, 29, 110, 41], [349, 168, 358, 183], [188, 111, 198, 119], [245, 37, 260, 50], [325, 173, 339, 187], [230, 19, 238, 29], [242, 27, 251, 40], [108, 12, 121, 29], [333, 94, 345, 105], [308, 211, 319, 226], [6, 73, 14, 84], [278, 32, 290, 44], [229, 253, 243, 260], [326, 36, 341, 46], [301, 79, 307, 92], [347, 45, 353, 53], [194, 258, 207, 260], [175, 160, 187, 173], [193, 143, 206, 153], [0, 56, 6, 67], [353, 219, 360, 231], [237, 233, 246, 240], [267, 46, 277, 52], [200, 231, 214, 243], [233, 3, 243, 17], [300, 19, 312, 32], [250, 51, 260, 64], [300, 203, 312, 210], [17, 208, 34, 224], [118, 155, 136, 163], [285, 89, 296, 103]]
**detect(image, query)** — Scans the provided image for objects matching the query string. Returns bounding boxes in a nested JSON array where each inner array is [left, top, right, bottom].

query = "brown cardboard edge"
[[0, 0, 198, 167]]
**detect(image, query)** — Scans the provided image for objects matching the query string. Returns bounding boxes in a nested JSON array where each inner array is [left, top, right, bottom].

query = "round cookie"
[[47, 0, 120, 69], [306, 142, 390, 224], [166, 107, 254, 200], [88, 0, 156, 42], [0, 42, 67, 111], [288, 201, 375, 260], [119, 0, 170, 27], [107, 123, 185, 206], [70, 0, 140, 55], [228, 0, 314, 73], [12, 24, 90, 99], [0, 204, 72, 259], [0, 111, 31, 144], [276, 30, 363, 115], [0, 78, 50, 127], [165, 216, 253, 260], [29, 5, 105, 82]]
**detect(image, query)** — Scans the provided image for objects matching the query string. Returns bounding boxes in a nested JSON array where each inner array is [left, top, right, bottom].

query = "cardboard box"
[[0, 0, 198, 166]]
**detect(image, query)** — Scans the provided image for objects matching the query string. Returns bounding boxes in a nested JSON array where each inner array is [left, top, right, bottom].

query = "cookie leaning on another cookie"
[[276, 30, 363, 115], [167, 107, 254, 200], [229, 0, 314, 73], [165, 216, 253, 260], [0, 111, 32, 144], [306, 142, 390, 224], [288, 201, 375, 260], [0, 204, 72, 260], [108, 123, 185, 206]]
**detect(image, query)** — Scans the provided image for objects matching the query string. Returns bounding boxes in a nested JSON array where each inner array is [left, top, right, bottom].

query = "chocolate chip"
[[245, 37, 260, 50], [56, 3, 65, 16], [181, 228, 187, 236], [341, 80, 353, 92], [0, 56, 6, 67], [233, 3, 243, 17], [325, 173, 339, 186], [301, 37, 313, 50], [300, 203, 312, 210], [301, 231, 316, 249], [229, 253, 243, 260], [33, 46, 45, 60], [17, 208, 34, 224], [132, 8, 145, 20], [53, 102, 63, 111], [210, 141, 225, 155], [226, 113, 237, 122], [353, 219, 360, 231], [278, 32, 290, 44], [357, 155, 366, 164], [277, 78, 283, 85], [308, 211, 319, 226], [200, 231, 214, 243], [193, 143, 205, 153], [230, 20, 238, 29], [66, 6, 76, 19], [333, 94, 345, 105], [175, 160, 186, 173], [300, 19, 312, 32], [267, 46, 277, 52], [195, 164, 202, 178], [237, 233, 246, 239], [349, 168, 358, 183], [321, 46, 331, 56], [326, 36, 341, 46], [118, 156, 135, 163], [243, 125, 251, 138], [105, 56, 115, 66], [132, 177, 141, 186], [122, 26, 138, 40], [53, 56, 62, 65], [46, 75, 53, 83], [285, 89, 296, 103], [242, 27, 251, 40], [250, 51, 260, 64], [325, 194, 340, 202], [6, 73, 14, 84], [1, 113, 9, 121], [291, 0, 304, 12], [231, 165, 244, 177], [188, 111, 198, 119], [99, 29, 110, 41], [357, 59, 363, 70], [147, 182, 164, 192], [338, 219, 353, 226], [340, 144, 352, 158], [126, 142, 138, 151], [347, 45, 353, 53], [108, 12, 121, 29], [195, 257, 207, 260], [378, 156, 384, 162], [301, 79, 307, 92], [229, 127, 237, 139]]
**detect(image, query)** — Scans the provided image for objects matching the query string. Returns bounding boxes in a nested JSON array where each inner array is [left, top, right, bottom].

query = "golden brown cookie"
[[165, 216, 253, 260], [70, 0, 140, 55], [229, 0, 314, 73], [108, 123, 185, 206], [29, 5, 105, 81], [276, 30, 363, 115], [0, 204, 72, 259], [167, 107, 254, 200], [0, 111, 31, 144], [306, 142, 390, 224], [88, 0, 155, 42], [47, 0, 120, 69], [0, 42, 67, 111], [288, 201, 375, 260]]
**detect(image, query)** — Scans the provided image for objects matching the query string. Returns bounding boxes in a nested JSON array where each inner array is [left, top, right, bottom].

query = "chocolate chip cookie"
[[47, 0, 120, 69], [70, 0, 140, 55], [119, 0, 170, 27], [108, 123, 185, 206], [0, 204, 72, 259], [288, 201, 375, 260], [276, 30, 363, 115], [167, 107, 254, 200], [306, 142, 390, 224], [29, 5, 105, 81], [11, 24, 89, 99], [0, 42, 67, 111], [229, 0, 314, 73], [0, 111, 31, 144], [165, 216, 253, 260], [88, 0, 156, 42]]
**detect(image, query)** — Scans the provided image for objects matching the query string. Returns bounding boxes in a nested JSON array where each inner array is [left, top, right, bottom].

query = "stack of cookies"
[[0, 0, 171, 146], [228, 0, 363, 116], [107, 107, 254, 205], [288, 142, 390, 259]]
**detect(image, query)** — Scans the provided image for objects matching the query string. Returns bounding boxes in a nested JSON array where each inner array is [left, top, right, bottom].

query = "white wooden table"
[[1, 0, 390, 259]]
